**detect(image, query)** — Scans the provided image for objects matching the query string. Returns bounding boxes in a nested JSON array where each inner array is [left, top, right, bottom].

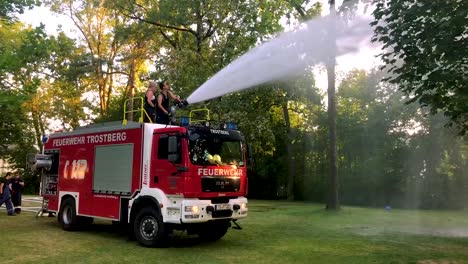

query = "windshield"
[[189, 133, 244, 166]]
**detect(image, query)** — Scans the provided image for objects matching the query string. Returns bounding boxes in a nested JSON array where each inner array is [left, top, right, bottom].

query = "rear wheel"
[[133, 207, 167, 247], [58, 198, 78, 231], [198, 221, 230, 241]]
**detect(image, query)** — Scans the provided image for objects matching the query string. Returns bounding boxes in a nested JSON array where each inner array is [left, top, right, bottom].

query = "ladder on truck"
[[35, 197, 50, 218]]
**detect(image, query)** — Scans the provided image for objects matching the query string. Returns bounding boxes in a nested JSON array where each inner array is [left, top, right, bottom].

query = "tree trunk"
[[283, 102, 295, 200], [127, 58, 136, 121], [31, 107, 43, 152], [326, 0, 340, 210]]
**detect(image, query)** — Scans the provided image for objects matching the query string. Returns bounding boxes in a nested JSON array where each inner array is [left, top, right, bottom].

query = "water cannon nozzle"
[[177, 99, 189, 108]]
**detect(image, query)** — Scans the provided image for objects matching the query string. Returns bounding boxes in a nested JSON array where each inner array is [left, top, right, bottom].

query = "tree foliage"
[[0, 16, 86, 172], [45, 0, 134, 116], [372, 0, 468, 134], [335, 70, 467, 209]]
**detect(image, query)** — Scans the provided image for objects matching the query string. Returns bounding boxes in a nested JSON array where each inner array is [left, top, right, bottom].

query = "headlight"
[[241, 203, 247, 209], [184, 205, 200, 213]]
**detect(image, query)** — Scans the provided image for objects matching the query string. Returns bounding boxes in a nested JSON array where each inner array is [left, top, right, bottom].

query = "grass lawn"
[[1, 198, 468, 264]]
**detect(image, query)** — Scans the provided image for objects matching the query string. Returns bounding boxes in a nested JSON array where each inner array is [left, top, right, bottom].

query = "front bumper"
[[178, 197, 248, 223]]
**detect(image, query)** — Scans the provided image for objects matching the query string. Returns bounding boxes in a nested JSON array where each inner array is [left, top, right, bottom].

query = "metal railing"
[[189, 108, 210, 124], [122, 97, 152, 125]]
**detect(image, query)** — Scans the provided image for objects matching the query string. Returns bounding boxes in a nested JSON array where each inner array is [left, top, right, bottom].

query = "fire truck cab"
[[30, 116, 248, 247]]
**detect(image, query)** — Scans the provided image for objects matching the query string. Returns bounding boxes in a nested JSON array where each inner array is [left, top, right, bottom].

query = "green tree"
[[0, 18, 86, 169], [285, 0, 370, 209], [45, 0, 132, 116], [223, 72, 321, 200], [0, 24, 50, 149], [404, 113, 467, 209], [335, 69, 467, 210], [272, 1, 322, 201], [336, 70, 413, 207], [109, 18, 162, 122], [40, 32, 92, 130], [0, 22, 48, 169], [372, 0, 468, 134]]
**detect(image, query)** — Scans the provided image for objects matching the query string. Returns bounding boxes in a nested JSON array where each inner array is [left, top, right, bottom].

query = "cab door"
[[150, 132, 185, 194]]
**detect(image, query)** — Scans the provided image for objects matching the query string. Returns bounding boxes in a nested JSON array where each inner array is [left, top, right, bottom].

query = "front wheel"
[[133, 207, 167, 247]]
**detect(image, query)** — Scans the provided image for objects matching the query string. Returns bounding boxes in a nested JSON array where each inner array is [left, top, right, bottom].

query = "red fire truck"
[[30, 114, 248, 247]]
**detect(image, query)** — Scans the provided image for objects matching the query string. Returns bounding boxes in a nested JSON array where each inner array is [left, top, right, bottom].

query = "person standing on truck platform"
[[0, 172, 16, 216], [155, 81, 181, 125], [11, 171, 24, 214], [143, 81, 158, 123]]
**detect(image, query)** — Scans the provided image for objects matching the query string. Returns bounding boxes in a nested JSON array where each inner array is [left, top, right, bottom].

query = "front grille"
[[211, 198, 230, 204], [212, 210, 233, 218], [201, 176, 240, 192]]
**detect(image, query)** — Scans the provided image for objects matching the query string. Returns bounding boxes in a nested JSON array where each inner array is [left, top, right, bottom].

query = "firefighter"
[[155, 81, 182, 125], [11, 171, 24, 214], [143, 81, 158, 123], [0, 172, 16, 216]]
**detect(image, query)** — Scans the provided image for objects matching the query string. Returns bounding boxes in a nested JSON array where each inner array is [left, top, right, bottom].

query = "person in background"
[[11, 171, 24, 214], [143, 81, 158, 123], [0, 172, 16, 216], [155, 81, 181, 125]]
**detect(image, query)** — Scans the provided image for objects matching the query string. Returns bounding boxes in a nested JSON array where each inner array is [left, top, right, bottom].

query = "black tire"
[[58, 198, 79, 231], [133, 207, 167, 247], [198, 221, 230, 242]]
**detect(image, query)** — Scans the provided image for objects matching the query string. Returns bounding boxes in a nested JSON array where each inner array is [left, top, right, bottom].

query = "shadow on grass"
[[40, 218, 231, 248]]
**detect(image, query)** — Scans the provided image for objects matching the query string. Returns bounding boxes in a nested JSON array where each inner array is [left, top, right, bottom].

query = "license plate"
[[216, 204, 230, 210]]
